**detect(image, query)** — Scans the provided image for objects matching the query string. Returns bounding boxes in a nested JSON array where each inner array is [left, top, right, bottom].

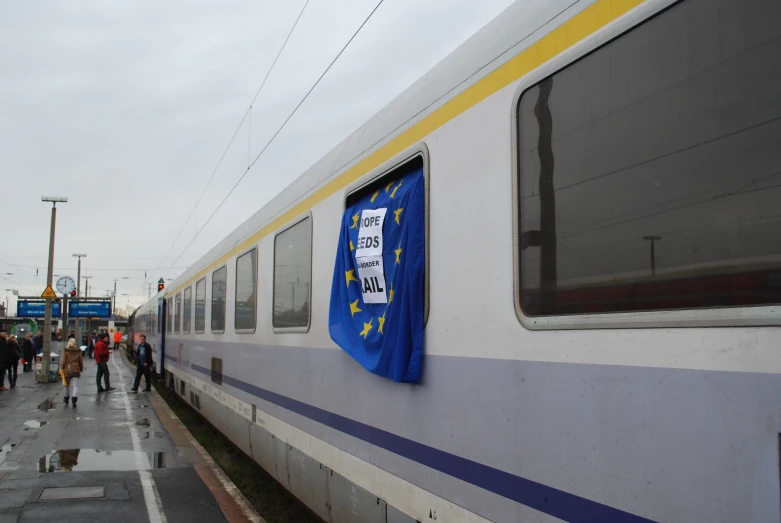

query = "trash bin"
[[35, 346, 62, 383]]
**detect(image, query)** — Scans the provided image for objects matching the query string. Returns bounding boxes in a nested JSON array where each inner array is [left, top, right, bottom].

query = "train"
[[129, 0, 781, 521]]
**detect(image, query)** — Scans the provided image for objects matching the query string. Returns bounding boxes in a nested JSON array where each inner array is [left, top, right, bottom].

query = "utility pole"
[[84, 275, 93, 334], [643, 235, 662, 276], [39, 196, 67, 383], [73, 253, 86, 343]]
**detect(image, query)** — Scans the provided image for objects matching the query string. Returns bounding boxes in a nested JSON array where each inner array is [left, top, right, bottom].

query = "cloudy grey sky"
[[0, 0, 513, 313]]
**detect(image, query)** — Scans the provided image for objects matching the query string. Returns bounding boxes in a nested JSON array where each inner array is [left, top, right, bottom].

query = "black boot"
[[71, 397, 78, 407], [64, 396, 70, 405]]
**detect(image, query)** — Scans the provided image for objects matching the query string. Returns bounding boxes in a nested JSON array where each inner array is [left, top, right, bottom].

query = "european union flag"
[[329, 167, 425, 383]]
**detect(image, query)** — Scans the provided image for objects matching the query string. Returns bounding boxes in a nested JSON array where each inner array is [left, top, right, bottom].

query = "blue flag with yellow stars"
[[329, 167, 425, 383]]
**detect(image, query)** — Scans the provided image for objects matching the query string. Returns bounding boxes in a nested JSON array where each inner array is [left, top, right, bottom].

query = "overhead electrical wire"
[[163, 0, 386, 279], [154, 0, 312, 274]]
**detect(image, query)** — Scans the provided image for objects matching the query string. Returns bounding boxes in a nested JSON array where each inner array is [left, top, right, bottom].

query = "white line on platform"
[[112, 354, 168, 523]]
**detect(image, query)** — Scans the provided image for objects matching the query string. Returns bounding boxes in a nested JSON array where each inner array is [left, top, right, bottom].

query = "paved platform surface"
[[0, 352, 256, 523]]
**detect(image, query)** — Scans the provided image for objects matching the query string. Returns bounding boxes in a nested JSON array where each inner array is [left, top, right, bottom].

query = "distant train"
[[129, 0, 781, 521]]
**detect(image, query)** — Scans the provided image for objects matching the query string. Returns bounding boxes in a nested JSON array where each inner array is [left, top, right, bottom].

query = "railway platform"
[[0, 351, 262, 523]]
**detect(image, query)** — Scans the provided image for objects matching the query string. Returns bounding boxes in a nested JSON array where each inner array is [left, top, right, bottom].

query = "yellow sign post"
[[41, 285, 57, 299]]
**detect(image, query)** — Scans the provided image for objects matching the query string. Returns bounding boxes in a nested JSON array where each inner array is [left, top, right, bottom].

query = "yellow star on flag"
[[350, 213, 360, 228], [394, 208, 403, 225], [390, 180, 403, 199], [345, 269, 358, 288], [378, 311, 386, 334], [349, 240, 355, 251], [385, 181, 394, 193], [388, 283, 395, 305], [349, 299, 362, 317], [360, 317, 373, 339], [371, 190, 379, 202], [394, 246, 403, 264]]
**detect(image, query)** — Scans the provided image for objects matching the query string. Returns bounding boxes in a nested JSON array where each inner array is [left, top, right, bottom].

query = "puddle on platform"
[[142, 432, 166, 440], [136, 418, 151, 427], [75, 417, 95, 421], [0, 443, 17, 467], [39, 449, 168, 473], [24, 420, 48, 429], [37, 399, 56, 412]]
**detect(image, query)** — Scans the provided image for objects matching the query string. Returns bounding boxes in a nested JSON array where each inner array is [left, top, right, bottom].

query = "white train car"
[[132, 0, 781, 521]]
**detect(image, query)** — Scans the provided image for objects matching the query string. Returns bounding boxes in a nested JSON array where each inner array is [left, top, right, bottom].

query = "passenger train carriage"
[[130, 0, 781, 521]]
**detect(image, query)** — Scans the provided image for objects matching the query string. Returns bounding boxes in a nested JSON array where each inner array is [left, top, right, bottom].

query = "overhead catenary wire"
[[154, 0, 312, 274], [163, 0, 386, 280]]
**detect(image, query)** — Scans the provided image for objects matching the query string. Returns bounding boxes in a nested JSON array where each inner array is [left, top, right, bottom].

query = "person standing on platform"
[[61, 338, 84, 407], [0, 329, 9, 391], [88, 331, 96, 359], [113, 330, 122, 352], [22, 333, 34, 372], [94, 333, 115, 393], [131, 334, 153, 392], [34, 332, 43, 354], [6, 335, 21, 389]]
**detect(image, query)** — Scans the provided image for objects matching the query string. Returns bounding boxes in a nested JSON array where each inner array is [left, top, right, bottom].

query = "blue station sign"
[[18, 301, 62, 318], [69, 301, 112, 318]]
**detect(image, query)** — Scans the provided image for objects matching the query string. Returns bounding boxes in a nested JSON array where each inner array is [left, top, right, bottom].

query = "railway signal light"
[[158, 278, 165, 292], [70, 290, 76, 297]]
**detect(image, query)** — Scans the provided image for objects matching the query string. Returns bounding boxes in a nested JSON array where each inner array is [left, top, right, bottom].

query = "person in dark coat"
[[131, 334, 154, 392], [0, 329, 8, 391], [6, 335, 21, 389], [34, 333, 43, 353], [22, 333, 34, 372]]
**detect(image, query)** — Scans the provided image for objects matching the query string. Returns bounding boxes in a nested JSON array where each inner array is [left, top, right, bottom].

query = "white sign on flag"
[[355, 207, 388, 304], [355, 208, 386, 258], [356, 256, 387, 304]]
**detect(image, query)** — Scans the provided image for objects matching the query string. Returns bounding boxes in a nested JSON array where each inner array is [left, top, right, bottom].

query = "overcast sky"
[[0, 0, 513, 313]]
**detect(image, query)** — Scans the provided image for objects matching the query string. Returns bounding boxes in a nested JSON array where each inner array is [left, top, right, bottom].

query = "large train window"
[[235, 247, 257, 332], [273, 215, 312, 331], [194, 277, 206, 333], [211, 266, 227, 332], [174, 293, 181, 334], [182, 286, 192, 334], [517, 0, 781, 317]]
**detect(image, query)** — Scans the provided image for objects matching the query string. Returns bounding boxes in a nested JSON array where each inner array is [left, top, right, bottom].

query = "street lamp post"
[[73, 254, 87, 343], [39, 196, 67, 383]]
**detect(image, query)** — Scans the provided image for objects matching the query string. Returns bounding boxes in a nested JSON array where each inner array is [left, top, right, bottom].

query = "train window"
[[166, 298, 172, 334], [273, 215, 312, 330], [195, 278, 206, 333], [182, 286, 192, 334], [517, 0, 781, 317], [211, 266, 227, 332], [174, 293, 181, 334], [235, 248, 257, 332]]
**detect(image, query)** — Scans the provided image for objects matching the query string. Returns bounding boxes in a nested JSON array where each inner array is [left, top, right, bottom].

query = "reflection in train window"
[[273, 216, 312, 330], [174, 293, 181, 334], [517, 0, 781, 316], [235, 248, 257, 332], [182, 286, 192, 334], [166, 298, 172, 334], [195, 278, 206, 333], [211, 266, 227, 332]]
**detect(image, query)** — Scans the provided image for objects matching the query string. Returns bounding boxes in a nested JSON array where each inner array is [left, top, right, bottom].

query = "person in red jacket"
[[94, 333, 115, 393]]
